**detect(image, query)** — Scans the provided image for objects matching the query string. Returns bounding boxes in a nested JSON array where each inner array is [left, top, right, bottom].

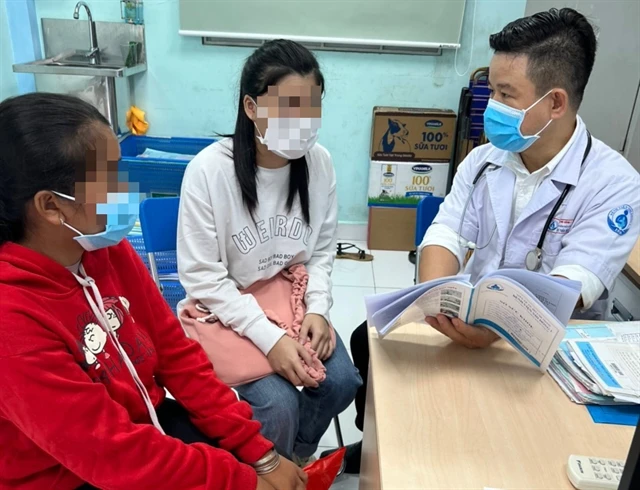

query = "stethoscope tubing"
[[458, 132, 593, 266]]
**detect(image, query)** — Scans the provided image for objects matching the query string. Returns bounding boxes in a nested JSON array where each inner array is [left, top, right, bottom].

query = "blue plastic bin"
[[119, 135, 216, 195], [119, 136, 215, 312]]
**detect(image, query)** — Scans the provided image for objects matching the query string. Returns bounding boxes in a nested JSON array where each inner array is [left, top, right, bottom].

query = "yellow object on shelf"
[[126, 106, 149, 135]]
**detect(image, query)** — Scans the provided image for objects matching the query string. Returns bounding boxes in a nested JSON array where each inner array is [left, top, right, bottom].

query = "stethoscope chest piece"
[[525, 247, 543, 272]]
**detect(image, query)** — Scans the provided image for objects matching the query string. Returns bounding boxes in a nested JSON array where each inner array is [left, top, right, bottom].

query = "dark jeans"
[[76, 399, 215, 490], [235, 332, 362, 459], [351, 321, 369, 432]]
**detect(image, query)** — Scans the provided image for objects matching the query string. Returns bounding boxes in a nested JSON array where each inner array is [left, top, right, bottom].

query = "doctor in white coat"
[[420, 7, 640, 348], [332, 8, 640, 475]]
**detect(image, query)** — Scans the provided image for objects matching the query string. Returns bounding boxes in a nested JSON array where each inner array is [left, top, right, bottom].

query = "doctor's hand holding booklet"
[[420, 254, 500, 349], [426, 314, 499, 349], [367, 268, 582, 370]]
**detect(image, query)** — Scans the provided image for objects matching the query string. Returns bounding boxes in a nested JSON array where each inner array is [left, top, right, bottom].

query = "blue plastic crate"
[[119, 135, 216, 195], [469, 78, 490, 142]]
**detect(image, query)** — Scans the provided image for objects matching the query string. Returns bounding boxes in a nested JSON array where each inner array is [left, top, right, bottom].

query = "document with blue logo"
[[566, 337, 640, 403], [365, 269, 581, 371]]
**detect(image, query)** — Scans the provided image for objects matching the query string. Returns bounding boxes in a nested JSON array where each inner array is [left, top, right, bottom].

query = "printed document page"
[[568, 339, 640, 401], [470, 276, 565, 370], [365, 276, 470, 337], [383, 281, 473, 336], [480, 269, 581, 325], [565, 322, 640, 342]]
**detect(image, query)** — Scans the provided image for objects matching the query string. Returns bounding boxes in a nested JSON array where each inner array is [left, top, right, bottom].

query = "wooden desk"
[[360, 323, 634, 490], [623, 239, 640, 288]]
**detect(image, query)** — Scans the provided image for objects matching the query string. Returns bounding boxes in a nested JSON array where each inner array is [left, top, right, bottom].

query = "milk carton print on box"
[[368, 161, 449, 207], [379, 119, 411, 153], [370, 107, 457, 162]]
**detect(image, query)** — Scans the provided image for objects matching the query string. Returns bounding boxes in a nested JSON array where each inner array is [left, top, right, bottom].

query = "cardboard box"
[[368, 160, 449, 207], [367, 206, 417, 252], [371, 107, 456, 162]]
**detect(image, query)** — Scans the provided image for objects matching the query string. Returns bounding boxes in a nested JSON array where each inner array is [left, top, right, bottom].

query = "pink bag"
[[179, 265, 335, 387]]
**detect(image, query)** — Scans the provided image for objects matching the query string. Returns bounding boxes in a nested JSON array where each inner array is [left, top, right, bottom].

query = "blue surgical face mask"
[[483, 90, 553, 153], [52, 191, 139, 252]]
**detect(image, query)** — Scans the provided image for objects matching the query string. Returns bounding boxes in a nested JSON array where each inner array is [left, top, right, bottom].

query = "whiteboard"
[[179, 0, 467, 49]]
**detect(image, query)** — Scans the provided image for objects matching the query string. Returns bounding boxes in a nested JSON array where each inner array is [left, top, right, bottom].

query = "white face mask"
[[252, 100, 321, 160]]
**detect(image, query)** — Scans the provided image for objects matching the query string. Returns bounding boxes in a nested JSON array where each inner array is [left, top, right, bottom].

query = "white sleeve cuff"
[[419, 223, 465, 271], [550, 264, 605, 309], [242, 317, 286, 356], [305, 292, 332, 321]]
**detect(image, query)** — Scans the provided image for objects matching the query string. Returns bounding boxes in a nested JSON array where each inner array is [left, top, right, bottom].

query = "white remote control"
[[567, 455, 625, 489]]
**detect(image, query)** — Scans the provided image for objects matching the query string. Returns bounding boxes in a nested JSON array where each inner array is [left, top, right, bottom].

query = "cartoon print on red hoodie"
[[74, 296, 155, 382], [103, 296, 125, 335], [77, 310, 109, 370]]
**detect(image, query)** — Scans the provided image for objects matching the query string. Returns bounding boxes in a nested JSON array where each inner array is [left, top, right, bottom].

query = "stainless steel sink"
[[13, 14, 147, 132], [13, 52, 146, 78]]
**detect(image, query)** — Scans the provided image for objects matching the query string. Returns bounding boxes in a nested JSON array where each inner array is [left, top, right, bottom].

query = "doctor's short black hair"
[[489, 8, 597, 110]]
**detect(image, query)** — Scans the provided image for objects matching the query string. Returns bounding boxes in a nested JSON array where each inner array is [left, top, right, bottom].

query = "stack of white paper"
[[548, 322, 640, 405]]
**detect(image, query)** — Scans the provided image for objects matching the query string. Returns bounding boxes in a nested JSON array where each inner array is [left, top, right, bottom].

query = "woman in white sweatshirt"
[[177, 40, 362, 463]]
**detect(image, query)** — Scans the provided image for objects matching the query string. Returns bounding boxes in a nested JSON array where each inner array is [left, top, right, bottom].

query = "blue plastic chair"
[[139, 197, 185, 312], [415, 196, 445, 248], [414, 196, 445, 280]]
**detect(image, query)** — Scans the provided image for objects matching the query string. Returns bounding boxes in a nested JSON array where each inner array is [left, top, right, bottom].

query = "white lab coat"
[[431, 120, 640, 318]]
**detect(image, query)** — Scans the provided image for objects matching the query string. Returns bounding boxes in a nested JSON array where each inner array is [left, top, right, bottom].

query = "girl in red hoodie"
[[0, 93, 307, 490]]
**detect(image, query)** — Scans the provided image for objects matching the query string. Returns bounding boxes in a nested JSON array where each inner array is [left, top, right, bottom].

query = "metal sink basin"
[[52, 52, 117, 65], [13, 51, 146, 78]]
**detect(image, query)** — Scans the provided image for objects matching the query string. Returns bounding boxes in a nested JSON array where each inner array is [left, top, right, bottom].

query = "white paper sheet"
[[382, 281, 473, 336], [568, 339, 640, 401], [365, 275, 468, 336], [478, 269, 581, 325], [471, 277, 566, 370]]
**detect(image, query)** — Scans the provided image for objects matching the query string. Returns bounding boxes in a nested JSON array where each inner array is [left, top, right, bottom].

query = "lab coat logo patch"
[[548, 218, 573, 234], [607, 205, 633, 236]]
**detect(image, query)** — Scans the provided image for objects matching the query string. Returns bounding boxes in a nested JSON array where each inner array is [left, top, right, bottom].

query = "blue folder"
[[587, 405, 640, 426]]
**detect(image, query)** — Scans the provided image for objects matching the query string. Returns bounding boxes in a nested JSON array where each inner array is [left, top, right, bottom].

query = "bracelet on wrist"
[[252, 449, 281, 475]]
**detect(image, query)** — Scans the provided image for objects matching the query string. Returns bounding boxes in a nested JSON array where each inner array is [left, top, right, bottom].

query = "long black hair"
[[0, 93, 109, 245], [232, 39, 324, 223]]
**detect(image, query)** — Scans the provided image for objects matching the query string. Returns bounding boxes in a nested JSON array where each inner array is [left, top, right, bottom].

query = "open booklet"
[[365, 269, 582, 371]]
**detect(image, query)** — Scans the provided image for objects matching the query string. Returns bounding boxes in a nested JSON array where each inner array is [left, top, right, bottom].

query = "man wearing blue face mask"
[[420, 7, 640, 341], [338, 8, 640, 474]]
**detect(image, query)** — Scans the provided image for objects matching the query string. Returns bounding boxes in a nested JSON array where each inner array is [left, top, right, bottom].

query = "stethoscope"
[[457, 132, 592, 272]]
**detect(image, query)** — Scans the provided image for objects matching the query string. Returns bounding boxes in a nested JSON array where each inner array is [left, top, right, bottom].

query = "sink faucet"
[[73, 2, 101, 64]]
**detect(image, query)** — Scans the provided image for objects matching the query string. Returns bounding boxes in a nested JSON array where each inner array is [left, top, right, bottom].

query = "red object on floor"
[[304, 447, 346, 490]]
